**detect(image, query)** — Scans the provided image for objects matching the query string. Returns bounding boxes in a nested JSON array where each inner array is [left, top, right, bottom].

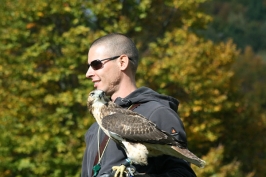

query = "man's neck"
[[111, 84, 137, 102]]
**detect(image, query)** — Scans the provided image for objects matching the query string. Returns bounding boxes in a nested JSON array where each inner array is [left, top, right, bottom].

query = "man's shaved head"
[[90, 33, 139, 73]]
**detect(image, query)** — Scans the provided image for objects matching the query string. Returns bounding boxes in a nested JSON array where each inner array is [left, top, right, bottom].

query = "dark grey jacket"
[[81, 87, 196, 177]]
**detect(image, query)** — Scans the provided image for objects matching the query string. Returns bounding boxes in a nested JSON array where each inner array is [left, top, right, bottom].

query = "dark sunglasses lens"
[[90, 60, 103, 70]]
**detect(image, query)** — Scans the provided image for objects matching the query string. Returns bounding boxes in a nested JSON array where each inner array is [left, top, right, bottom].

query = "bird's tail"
[[171, 146, 206, 168]]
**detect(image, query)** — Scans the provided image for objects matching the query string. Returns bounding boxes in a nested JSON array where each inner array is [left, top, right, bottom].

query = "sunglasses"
[[87, 55, 121, 70]]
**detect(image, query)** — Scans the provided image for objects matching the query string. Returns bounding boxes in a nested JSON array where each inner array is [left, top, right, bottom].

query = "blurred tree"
[[0, 0, 94, 176], [200, 0, 266, 53], [193, 145, 255, 177], [0, 0, 265, 176], [225, 46, 266, 176]]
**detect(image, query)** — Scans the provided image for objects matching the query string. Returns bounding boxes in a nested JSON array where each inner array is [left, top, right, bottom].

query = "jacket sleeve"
[[146, 106, 197, 177]]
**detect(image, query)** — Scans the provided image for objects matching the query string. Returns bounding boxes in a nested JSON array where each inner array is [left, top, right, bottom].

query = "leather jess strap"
[[128, 103, 141, 111]]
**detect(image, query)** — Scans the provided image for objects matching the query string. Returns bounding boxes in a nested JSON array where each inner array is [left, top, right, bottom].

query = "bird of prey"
[[87, 90, 206, 177]]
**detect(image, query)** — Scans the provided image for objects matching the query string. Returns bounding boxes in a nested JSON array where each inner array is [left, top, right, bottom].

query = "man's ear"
[[119, 54, 130, 71]]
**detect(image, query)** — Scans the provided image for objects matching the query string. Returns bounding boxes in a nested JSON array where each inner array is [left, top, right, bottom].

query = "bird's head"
[[87, 90, 110, 112]]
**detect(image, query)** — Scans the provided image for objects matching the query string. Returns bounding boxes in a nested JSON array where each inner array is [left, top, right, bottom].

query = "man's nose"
[[85, 66, 94, 78]]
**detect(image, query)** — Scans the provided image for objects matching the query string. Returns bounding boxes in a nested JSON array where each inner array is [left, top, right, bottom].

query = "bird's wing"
[[101, 112, 184, 147]]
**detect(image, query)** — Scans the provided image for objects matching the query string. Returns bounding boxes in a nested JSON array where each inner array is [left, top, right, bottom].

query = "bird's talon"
[[112, 165, 127, 177]]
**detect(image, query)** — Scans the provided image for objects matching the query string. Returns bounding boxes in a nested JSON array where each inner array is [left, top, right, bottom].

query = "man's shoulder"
[[133, 100, 175, 119], [138, 100, 166, 109]]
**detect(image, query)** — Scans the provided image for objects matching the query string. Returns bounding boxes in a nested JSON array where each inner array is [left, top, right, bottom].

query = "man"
[[82, 33, 197, 177]]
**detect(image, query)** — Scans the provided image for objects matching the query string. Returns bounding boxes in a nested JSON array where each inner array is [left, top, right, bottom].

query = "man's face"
[[86, 45, 121, 96]]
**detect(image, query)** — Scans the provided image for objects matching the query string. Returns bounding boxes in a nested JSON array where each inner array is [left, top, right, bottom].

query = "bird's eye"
[[90, 92, 95, 96]]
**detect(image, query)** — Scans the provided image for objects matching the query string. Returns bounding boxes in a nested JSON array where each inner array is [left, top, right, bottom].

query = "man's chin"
[[93, 82, 99, 88], [94, 86, 105, 93], [93, 86, 112, 96]]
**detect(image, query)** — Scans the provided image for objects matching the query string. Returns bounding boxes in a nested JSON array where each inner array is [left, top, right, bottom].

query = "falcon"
[[87, 90, 206, 177]]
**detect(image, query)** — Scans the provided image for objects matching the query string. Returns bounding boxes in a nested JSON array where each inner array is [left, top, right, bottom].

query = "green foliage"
[[226, 47, 266, 176], [193, 145, 254, 177], [200, 0, 266, 53], [0, 0, 265, 176], [0, 0, 94, 176]]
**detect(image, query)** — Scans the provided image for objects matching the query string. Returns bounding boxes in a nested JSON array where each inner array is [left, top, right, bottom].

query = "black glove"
[[98, 159, 150, 177], [99, 173, 150, 177], [134, 174, 150, 177], [99, 167, 150, 177]]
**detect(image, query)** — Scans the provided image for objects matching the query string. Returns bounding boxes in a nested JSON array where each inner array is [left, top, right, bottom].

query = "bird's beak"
[[100, 91, 111, 103], [99, 91, 104, 99]]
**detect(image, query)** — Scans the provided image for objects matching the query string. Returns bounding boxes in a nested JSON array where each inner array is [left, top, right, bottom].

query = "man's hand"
[[98, 170, 150, 177], [98, 161, 150, 177]]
